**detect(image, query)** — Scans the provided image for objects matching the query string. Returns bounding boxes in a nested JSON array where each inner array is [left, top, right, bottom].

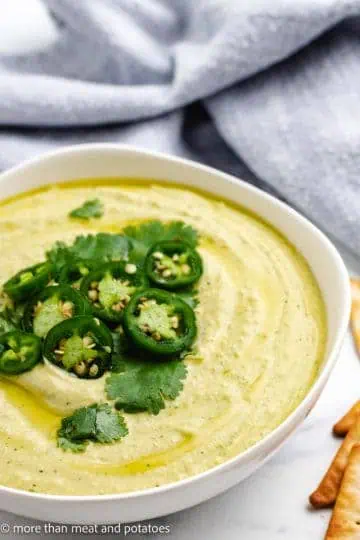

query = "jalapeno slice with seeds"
[[59, 260, 98, 289], [3, 262, 54, 302], [145, 241, 202, 290], [80, 261, 147, 323], [0, 331, 41, 374], [44, 316, 113, 379], [23, 285, 91, 338], [123, 288, 197, 355]]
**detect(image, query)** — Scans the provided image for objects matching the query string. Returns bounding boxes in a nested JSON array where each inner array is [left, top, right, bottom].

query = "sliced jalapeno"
[[44, 316, 113, 379], [145, 241, 202, 290], [80, 261, 147, 323], [0, 315, 16, 336], [0, 331, 41, 374], [3, 262, 54, 302], [123, 288, 197, 356], [59, 260, 98, 289], [23, 285, 91, 338]]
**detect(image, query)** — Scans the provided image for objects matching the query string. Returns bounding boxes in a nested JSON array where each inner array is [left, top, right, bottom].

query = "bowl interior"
[[0, 144, 350, 371]]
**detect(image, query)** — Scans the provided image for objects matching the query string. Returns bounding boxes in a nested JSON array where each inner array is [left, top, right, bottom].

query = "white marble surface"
[[0, 2, 359, 538]]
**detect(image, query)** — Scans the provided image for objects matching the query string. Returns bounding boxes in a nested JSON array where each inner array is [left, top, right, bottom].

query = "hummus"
[[0, 181, 326, 495]]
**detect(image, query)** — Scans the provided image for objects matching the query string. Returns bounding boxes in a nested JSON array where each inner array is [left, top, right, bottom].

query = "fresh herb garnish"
[[70, 233, 129, 261], [46, 233, 130, 274], [69, 199, 104, 220], [46, 242, 75, 275], [57, 435, 86, 452], [0, 219, 201, 454], [106, 356, 187, 415], [124, 221, 198, 264], [57, 403, 128, 452], [45, 221, 200, 306]]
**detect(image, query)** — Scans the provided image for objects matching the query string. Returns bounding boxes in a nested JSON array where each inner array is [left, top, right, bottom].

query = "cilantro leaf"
[[124, 221, 198, 263], [46, 233, 130, 274], [69, 199, 104, 220], [106, 357, 187, 415], [46, 241, 75, 275], [69, 234, 129, 261], [95, 404, 128, 443], [57, 403, 128, 452], [59, 405, 97, 441], [57, 435, 87, 453], [46, 221, 197, 277]]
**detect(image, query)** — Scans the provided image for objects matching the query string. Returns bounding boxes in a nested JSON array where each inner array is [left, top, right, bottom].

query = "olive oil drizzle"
[[0, 379, 60, 437]]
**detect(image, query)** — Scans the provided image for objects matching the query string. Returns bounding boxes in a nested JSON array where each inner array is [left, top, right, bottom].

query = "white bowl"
[[0, 144, 351, 524]]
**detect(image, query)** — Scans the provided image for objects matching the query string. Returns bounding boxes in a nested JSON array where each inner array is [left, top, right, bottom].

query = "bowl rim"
[[0, 143, 351, 503]]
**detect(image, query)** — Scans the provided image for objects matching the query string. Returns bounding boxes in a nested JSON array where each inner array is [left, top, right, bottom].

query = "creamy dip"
[[0, 181, 326, 495]]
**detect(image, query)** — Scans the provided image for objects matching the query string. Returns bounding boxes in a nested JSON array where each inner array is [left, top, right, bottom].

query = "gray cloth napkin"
[[1, 0, 360, 254]]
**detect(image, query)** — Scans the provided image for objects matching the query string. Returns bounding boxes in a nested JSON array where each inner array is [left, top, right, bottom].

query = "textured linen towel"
[[1, 0, 360, 253]]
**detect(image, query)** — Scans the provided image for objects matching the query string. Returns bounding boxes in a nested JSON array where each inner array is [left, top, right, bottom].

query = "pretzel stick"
[[350, 278, 360, 357], [326, 444, 360, 539], [333, 401, 360, 437], [310, 417, 360, 508]]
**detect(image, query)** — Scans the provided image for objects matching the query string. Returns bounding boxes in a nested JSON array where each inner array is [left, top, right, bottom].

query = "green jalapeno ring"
[[80, 261, 148, 323], [44, 316, 113, 379], [123, 288, 197, 356], [59, 260, 99, 289], [145, 241, 203, 290], [3, 261, 54, 302], [23, 285, 92, 338], [0, 330, 42, 374]]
